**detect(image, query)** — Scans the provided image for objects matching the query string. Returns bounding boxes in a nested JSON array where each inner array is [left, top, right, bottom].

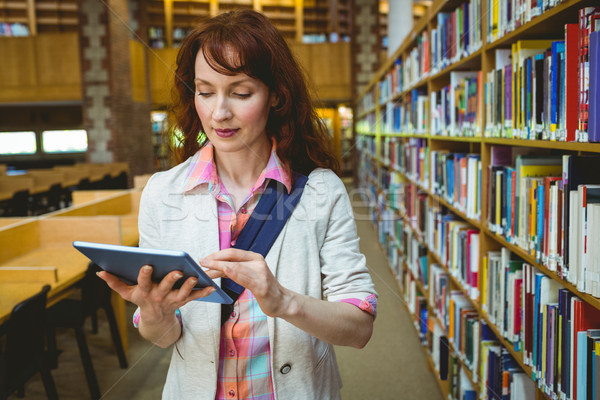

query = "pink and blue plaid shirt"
[[135, 142, 377, 400]]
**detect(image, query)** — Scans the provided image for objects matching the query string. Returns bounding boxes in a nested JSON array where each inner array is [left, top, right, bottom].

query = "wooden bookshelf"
[[141, 0, 351, 47], [355, 0, 600, 398]]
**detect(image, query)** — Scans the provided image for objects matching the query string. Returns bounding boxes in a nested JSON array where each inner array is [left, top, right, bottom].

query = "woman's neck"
[[214, 138, 271, 192]]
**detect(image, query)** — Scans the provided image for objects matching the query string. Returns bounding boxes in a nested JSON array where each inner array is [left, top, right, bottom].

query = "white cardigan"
[[138, 159, 376, 400]]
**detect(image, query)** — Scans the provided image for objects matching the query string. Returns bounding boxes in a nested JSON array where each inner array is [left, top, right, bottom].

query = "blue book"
[[532, 272, 544, 380], [446, 156, 455, 202], [551, 41, 566, 130], [536, 184, 544, 262], [526, 57, 532, 139], [579, 331, 588, 400]]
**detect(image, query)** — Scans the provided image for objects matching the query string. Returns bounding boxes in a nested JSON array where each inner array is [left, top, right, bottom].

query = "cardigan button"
[[280, 364, 291, 374]]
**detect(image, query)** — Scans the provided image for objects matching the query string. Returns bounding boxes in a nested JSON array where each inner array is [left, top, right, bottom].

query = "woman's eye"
[[234, 93, 251, 99], [197, 92, 212, 97]]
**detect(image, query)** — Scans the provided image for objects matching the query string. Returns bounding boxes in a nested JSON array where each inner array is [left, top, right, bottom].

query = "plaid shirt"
[[183, 142, 290, 400], [135, 142, 377, 400]]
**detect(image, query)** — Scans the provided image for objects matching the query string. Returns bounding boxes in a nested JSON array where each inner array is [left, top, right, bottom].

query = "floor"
[[9, 181, 443, 400]]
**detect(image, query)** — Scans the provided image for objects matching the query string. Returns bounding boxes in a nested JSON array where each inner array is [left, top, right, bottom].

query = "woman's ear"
[[270, 91, 279, 108]]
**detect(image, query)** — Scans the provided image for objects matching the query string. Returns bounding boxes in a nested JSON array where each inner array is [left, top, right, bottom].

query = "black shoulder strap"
[[220, 174, 308, 325]]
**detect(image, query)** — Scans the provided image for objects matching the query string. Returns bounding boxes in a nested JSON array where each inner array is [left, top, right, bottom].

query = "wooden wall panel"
[[130, 39, 148, 103], [148, 43, 351, 105], [0, 37, 37, 89], [289, 41, 351, 102], [0, 33, 81, 103], [148, 48, 178, 105]]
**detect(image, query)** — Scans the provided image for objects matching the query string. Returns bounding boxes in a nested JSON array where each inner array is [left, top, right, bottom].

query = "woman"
[[99, 9, 377, 400]]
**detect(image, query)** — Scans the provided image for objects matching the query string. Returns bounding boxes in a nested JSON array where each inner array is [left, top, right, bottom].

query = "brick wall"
[[79, 0, 155, 184], [352, 0, 381, 98]]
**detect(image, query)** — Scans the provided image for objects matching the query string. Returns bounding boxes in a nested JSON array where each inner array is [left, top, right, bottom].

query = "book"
[[562, 155, 600, 283], [589, 31, 600, 142]]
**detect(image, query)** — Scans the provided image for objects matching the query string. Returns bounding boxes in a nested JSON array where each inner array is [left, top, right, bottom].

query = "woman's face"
[[194, 49, 277, 157]]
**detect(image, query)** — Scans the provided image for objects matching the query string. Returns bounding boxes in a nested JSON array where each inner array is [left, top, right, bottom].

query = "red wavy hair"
[[170, 9, 339, 175]]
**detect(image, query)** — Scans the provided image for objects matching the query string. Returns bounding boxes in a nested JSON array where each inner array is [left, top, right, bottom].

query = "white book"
[[499, 247, 511, 336], [577, 185, 600, 293], [548, 183, 559, 271], [589, 204, 600, 297], [568, 190, 579, 285], [470, 233, 480, 299], [467, 156, 476, 218], [511, 372, 536, 400]]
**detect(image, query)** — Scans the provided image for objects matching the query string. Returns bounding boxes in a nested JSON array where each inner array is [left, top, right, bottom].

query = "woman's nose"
[[212, 96, 233, 121]]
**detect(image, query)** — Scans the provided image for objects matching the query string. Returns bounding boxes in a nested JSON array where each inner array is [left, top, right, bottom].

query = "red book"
[[571, 298, 600, 399], [565, 24, 579, 142], [527, 265, 535, 364], [466, 229, 479, 293], [514, 277, 523, 342]]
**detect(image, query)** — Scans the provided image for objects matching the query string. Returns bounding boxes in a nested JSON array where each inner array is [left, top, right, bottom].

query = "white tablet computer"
[[73, 241, 233, 304]]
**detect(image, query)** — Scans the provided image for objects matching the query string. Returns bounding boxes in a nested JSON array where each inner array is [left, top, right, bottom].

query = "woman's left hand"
[[200, 248, 292, 318]]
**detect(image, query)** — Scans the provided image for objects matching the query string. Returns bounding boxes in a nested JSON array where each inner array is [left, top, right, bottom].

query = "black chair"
[[7, 189, 30, 216], [0, 285, 58, 400], [47, 263, 128, 400]]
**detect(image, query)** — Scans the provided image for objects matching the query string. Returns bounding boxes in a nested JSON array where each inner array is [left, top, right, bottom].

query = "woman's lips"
[[214, 128, 238, 138]]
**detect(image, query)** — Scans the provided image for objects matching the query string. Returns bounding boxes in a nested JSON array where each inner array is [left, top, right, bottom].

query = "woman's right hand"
[[97, 265, 215, 324]]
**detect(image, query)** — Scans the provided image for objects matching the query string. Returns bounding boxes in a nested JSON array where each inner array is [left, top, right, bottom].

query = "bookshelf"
[[142, 0, 350, 47], [0, 0, 79, 36], [356, 0, 600, 398]]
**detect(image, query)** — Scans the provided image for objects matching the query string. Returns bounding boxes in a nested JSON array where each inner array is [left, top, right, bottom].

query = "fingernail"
[[96, 271, 103, 277], [174, 272, 183, 279], [209, 287, 216, 293], [143, 265, 152, 272], [189, 278, 198, 286]]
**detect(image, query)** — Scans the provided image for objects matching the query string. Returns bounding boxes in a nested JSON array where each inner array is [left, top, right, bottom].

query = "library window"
[[42, 129, 88, 153], [0, 131, 37, 155]]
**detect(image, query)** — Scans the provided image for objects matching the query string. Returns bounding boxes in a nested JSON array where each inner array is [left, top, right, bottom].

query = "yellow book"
[[491, 0, 499, 39], [518, 164, 562, 247], [481, 256, 488, 306], [449, 298, 455, 341], [511, 43, 518, 135]]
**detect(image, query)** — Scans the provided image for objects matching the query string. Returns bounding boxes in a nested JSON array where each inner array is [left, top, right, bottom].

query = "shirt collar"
[[181, 141, 292, 194]]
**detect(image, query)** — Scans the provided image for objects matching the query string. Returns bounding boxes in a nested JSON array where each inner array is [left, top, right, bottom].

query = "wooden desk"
[[71, 190, 130, 206], [52, 166, 90, 187], [0, 216, 128, 349], [0, 175, 34, 201], [0, 190, 142, 347], [24, 169, 64, 195], [133, 174, 152, 189], [0, 217, 26, 228], [51, 190, 141, 246]]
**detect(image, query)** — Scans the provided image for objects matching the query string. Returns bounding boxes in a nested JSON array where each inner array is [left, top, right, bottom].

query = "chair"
[[0, 285, 58, 400], [47, 263, 128, 400]]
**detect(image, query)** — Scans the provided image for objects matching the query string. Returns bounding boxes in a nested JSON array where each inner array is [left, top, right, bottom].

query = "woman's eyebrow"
[[193, 78, 254, 86]]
